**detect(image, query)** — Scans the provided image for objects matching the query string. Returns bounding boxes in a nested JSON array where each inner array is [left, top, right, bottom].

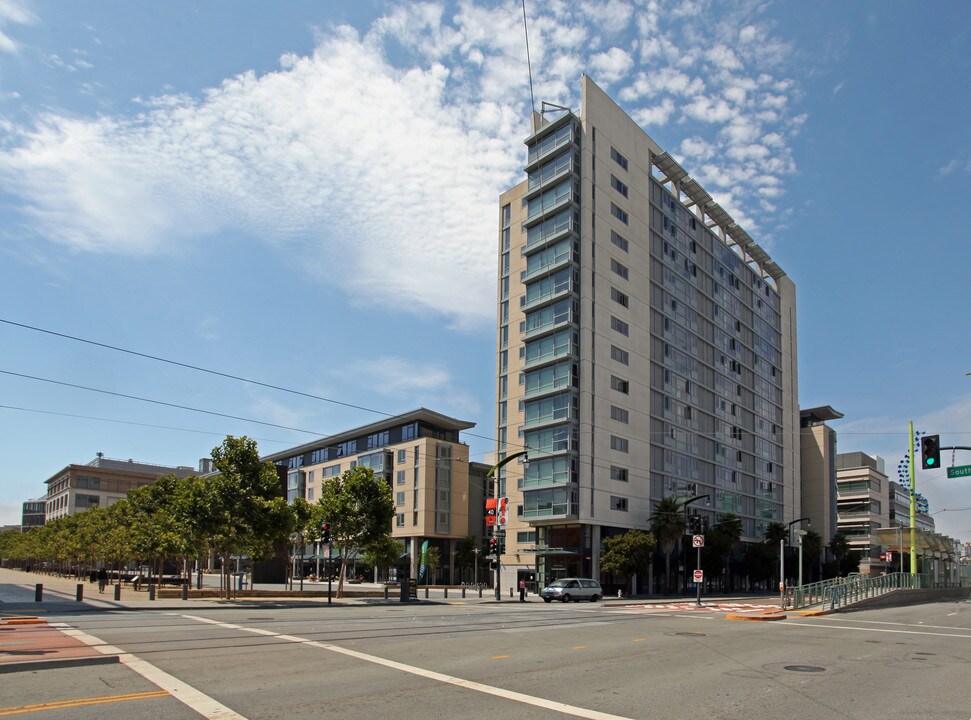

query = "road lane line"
[[0, 691, 169, 717], [778, 621, 971, 639], [51, 623, 247, 720], [179, 615, 635, 720]]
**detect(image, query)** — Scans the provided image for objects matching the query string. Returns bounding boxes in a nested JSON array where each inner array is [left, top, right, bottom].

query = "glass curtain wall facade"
[[496, 76, 799, 592]]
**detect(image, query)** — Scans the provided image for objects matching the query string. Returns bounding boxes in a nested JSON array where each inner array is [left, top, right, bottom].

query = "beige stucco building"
[[495, 76, 800, 592], [43, 455, 197, 522], [263, 408, 489, 583]]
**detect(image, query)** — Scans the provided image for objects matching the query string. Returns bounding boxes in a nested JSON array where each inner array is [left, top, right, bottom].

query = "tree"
[[199, 436, 293, 598], [799, 529, 823, 582], [702, 514, 742, 591], [360, 535, 403, 581], [650, 497, 685, 593], [317, 465, 394, 597], [830, 531, 850, 565], [600, 530, 656, 596], [453, 536, 478, 583]]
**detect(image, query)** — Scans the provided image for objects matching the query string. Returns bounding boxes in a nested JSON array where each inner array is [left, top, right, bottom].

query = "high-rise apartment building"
[[495, 76, 799, 591]]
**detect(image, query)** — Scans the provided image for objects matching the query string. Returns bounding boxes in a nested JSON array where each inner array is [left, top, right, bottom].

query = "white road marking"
[[814, 617, 971, 632], [179, 614, 635, 720], [778, 621, 971, 639], [52, 623, 247, 720]]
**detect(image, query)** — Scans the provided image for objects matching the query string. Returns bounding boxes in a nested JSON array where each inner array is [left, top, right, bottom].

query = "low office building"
[[43, 454, 198, 522], [262, 408, 490, 584], [21, 497, 46, 530]]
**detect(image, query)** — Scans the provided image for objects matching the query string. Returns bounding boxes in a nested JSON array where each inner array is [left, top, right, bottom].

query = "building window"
[[610, 346, 629, 365], [396, 492, 405, 506], [610, 175, 629, 197], [610, 147, 629, 171], [610, 375, 629, 394], [611, 287, 629, 307], [610, 466, 628, 482], [610, 406, 629, 424], [610, 258, 629, 280], [610, 436, 629, 453], [610, 230, 629, 252], [502, 203, 511, 226], [611, 316, 629, 336], [517, 531, 537, 543], [610, 496, 629, 511], [610, 203, 629, 225], [396, 513, 405, 527], [396, 470, 406, 485]]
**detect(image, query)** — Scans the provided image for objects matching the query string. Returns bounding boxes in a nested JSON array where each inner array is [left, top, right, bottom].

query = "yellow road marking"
[[573, 645, 588, 650], [492, 655, 510, 659], [0, 691, 169, 716], [632, 638, 646, 642]]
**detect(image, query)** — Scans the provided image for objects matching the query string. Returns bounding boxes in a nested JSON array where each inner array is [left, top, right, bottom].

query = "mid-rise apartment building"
[[495, 76, 800, 591], [835, 451, 889, 572], [799, 406, 842, 560], [43, 455, 198, 522], [21, 497, 46, 530], [262, 408, 489, 583]]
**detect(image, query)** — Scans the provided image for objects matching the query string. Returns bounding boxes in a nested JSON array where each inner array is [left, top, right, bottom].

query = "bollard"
[[384, 585, 389, 600], [444, 587, 448, 599], [478, 586, 482, 598], [114, 584, 121, 601], [148, 583, 156, 601], [76, 583, 84, 602], [462, 587, 466, 599], [34, 583, 43, 602], [425, 586, 429, 599], [510, 587, 513, 598], [181, 582, 189, 601]]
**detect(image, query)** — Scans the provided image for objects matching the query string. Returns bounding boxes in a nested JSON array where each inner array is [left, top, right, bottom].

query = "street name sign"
[[946, 464, 971, 479]]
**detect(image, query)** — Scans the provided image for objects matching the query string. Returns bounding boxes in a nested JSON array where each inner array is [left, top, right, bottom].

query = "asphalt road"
[[3, 599, 970, 720]]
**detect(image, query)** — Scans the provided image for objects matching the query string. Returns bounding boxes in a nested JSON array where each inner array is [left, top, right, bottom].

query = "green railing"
[[790, 573, 920, 610]]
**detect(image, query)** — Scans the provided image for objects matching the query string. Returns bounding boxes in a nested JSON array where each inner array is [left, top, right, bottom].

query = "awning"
[[874, 527, 957, 555]]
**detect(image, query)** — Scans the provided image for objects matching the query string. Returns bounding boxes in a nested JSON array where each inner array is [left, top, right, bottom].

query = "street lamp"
[[793, 529, 808, 588], [783, 517, 810, 605], [485, 449, 529, 601]]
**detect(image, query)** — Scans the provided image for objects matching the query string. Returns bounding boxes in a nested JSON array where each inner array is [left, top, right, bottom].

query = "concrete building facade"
[[799, 406, 842, 560], [495, 76, 800, 591], [262, 408, 490, 584], [43, 455, 197, 522]]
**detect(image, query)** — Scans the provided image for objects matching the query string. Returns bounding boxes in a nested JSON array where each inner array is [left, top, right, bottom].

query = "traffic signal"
[[687, 515, 702, 534], [489, 537, 498, 555], [920, 434, 941, 470], [321, 523, 331, 544]]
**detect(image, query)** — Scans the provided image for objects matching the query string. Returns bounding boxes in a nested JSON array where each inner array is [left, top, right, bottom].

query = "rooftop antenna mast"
[[522, 0, 535, 113]]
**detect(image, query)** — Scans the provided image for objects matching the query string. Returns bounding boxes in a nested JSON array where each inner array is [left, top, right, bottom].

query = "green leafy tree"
[[199, 436, 294, 598], [453, 536, 478, 583], [701, 514, 742, 590], [361, 535, 403, 581], [317, 465, 394, 597], [799, 529, 823, 582], [650, 497, 685, 594], [600, 530, 656, 596]]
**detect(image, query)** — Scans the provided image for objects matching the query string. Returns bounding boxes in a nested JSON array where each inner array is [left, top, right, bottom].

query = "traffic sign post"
[[693, 537, 705, 606]]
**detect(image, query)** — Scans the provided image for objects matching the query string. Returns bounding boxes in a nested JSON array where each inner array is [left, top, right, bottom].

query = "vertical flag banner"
[[418, 540, 429, 584]]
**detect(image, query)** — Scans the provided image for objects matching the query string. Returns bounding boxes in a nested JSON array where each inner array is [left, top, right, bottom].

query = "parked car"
[[540, 578, 602, 603]]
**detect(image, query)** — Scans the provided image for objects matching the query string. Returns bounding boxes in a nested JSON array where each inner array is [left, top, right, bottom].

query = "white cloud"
[[0, 0, 35, 54], [0, 0, 805, 326], [344, 356, 481, 417], [589, 47, 634, 84]]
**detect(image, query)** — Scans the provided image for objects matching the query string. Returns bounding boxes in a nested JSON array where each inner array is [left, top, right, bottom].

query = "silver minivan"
[[540, 578, 602, 603]]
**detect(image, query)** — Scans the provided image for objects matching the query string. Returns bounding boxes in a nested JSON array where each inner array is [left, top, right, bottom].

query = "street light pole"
[[794, 529, 808, 589], [786, 517, 810, 587], [485, 449, 529, 601]]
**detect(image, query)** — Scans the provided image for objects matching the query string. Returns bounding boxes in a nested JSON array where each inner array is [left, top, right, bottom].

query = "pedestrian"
[[97, 567, 108, 594], [519, 578, 526, 602]]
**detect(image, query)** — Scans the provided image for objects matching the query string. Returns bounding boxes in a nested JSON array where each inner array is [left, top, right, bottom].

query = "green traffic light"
[[927, 458, 936, 466]]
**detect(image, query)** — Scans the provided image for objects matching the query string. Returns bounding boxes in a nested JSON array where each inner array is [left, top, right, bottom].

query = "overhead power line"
[[0, 369, 325, 436]]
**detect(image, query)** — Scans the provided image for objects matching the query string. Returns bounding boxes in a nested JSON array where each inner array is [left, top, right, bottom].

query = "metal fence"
[[790, 572, 921, 611]]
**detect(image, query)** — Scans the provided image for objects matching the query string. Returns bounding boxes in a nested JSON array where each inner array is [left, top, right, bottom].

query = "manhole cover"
[[783, 665, 825, 673], [675, 632, 706, 637]]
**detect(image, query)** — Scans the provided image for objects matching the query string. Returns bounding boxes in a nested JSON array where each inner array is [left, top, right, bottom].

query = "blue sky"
[[2, 1, 970, 542]]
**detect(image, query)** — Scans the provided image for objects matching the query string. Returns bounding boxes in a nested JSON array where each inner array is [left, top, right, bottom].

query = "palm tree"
[[704, 514, 742, 591], [800, 529, 823, 582], [650, 497, 685, 594], [830, 531, 851, 576]]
